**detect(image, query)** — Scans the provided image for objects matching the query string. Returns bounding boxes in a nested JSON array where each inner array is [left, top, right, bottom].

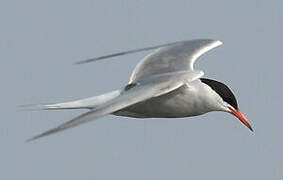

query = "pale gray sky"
[[1, 0, 282, 179]]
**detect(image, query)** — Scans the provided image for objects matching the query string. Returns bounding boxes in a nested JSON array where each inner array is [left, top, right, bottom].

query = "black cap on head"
[[200, 78, 239, 110]]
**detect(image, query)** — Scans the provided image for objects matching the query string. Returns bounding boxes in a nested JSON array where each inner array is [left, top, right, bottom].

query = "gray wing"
[[27, 70, 203, 141], [74, 39, 221, 83], [129, 39, 222, 83]]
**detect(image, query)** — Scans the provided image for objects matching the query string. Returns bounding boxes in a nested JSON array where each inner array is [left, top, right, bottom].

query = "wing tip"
[[26, 127, 61, 142], [195, 39, 223, 47], [26, 134, 43, 143], [202, 39, 223, 51], [214, 40, 223, 47], [26, 136, 38, 143], [74, 59, 92, 65], [203, 39, 222, 48]]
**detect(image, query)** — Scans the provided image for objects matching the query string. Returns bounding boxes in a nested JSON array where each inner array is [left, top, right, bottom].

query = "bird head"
[[201, 78, 253, 132]]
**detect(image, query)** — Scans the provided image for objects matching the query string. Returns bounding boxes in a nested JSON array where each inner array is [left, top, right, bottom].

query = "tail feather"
[[21, 90, 121, 111]]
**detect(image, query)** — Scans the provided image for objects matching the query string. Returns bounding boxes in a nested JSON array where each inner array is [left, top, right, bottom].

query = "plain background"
[[1, 0, 282, 179]]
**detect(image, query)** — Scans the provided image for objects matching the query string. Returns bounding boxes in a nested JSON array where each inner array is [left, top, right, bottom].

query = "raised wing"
[[129, 39, 222, 83], [27, 70, 203, 141]]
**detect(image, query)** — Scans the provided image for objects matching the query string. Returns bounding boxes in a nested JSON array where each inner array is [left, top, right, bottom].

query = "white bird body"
[[27, 39, 252, 141], [115, 80, 225, 118]]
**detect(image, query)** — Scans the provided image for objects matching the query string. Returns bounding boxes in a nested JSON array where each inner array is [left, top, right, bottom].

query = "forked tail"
[[21, 90, 121, 111]]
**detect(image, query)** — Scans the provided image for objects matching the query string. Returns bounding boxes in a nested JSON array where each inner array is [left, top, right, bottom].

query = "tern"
[[27, 39, 253, 141]]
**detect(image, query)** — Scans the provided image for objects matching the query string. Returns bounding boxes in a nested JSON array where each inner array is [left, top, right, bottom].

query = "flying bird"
[[27, 39, 253, 141]]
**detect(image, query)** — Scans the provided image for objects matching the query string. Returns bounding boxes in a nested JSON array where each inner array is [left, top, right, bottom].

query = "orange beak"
[[229, 108, 253, 132]]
